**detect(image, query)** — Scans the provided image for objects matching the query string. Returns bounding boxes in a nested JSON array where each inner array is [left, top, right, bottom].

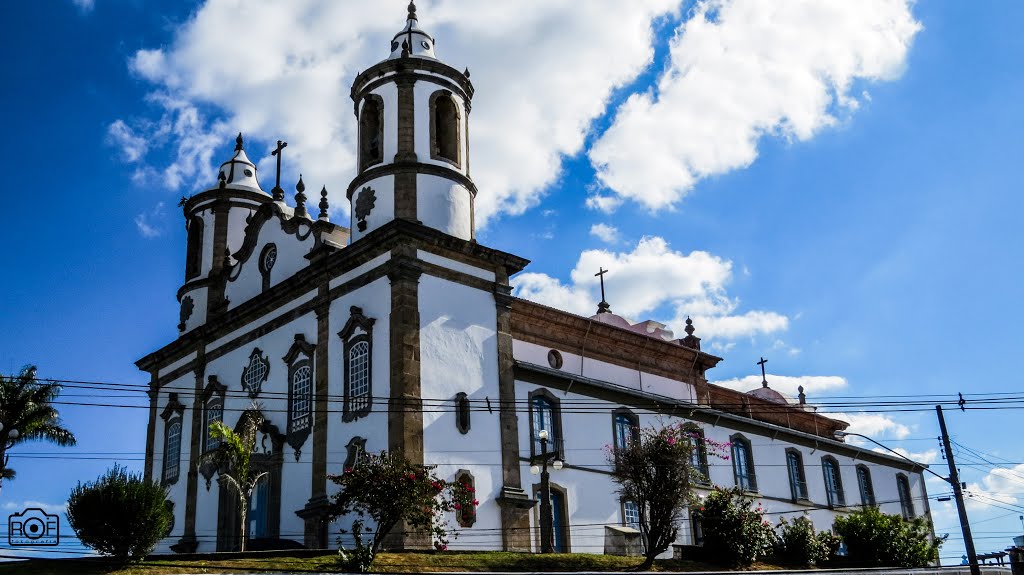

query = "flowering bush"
[[774, 516, 839, 567], [694, 487, 777, 567], [327, 451, 473, 572], [607, 421, 729, 570]]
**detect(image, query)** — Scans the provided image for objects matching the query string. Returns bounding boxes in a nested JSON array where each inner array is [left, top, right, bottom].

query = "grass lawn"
[[0, 551, 772, 574]]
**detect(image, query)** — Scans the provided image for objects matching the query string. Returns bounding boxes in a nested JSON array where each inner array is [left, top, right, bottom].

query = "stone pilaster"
[[385, 254, 428, 549], [174, 346, 205, 554], [300, 286, 331, 549], [494, 277, 534, 551], [394, 76, 418, 221], [207, 200, 231, 318], [144, 371, 159, 483]]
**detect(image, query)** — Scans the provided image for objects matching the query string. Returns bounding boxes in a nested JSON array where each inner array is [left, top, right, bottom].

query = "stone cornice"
[[347, 161, 478, 199], [351, 59, 474, 104]]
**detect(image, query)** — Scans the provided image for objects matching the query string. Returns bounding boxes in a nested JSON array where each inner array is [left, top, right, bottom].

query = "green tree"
[[606, 422, 728, 570], [832, 506, 940, 567], [0, 366, 76, 490], [66, 464, 173, 563], [326, 451, 472, 572], [694, 487, 777, 567], [199, 408, 267, 552], [775, 516, 840, 567]]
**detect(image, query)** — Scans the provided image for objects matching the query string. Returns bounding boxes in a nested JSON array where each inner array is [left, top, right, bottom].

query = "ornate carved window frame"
[[198, 376, 227, 488], [358, 94, 385, 171], [339, 306, 376, 422], [429, 90, 461, 168], [528, 388, 563, 460], [730, 433, 757, 492], [160, 392, 186, 487], [822, 455, 845, 508], [454, 469, 477, 528], [785, 448, 808, 502], [455, 392, 471, 434], [240, 348, 270, 399], [283, 334, 316, 461], [856, 464, 876, 507]]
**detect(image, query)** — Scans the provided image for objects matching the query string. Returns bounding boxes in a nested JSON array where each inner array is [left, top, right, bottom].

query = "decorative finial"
[[681, 316, 701, 350], [464, 67, 471, 78], [294, 175, 308, 218], [318, 186, 330, 221], [223, 247, 232, 268], [798, 385, 806, 405], [235, 132, 244, 151], [218, 170, 227, 189], [401, 40, 410, 58], [408, 1, 418, 21], [684, 317, 695, 337]]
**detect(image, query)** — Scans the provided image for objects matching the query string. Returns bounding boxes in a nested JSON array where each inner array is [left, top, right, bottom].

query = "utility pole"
[[937, 405, 980, 575]]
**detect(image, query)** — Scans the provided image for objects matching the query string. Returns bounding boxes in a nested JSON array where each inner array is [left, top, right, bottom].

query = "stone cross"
[[595, 267, 611, 314], [757, 357, 768, 388], [271, 140, 288, 201]]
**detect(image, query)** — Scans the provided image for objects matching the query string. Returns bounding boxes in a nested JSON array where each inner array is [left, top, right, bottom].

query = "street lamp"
[[530, 429, 563, 553], [835, 429, 978, 575]]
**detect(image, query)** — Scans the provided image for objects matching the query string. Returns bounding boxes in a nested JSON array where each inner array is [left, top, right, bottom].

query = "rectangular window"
[[348, 341, 370, 413], [857, 466, 876, 507], [690, 432, 710, 483], [164, 421, 182, 483], [204, 402, 223, 452], [787, 450, 808, 501], [732, 437, 757, 491], [898, 475, 915, 519], [623, 500, 640, 530], [823, 458, 845, 508]]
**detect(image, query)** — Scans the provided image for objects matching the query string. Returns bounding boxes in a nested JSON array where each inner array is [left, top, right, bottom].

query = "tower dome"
[[388, 1, 437, 60], [346, 1, 476, 243], [217, 133, 265, 194]]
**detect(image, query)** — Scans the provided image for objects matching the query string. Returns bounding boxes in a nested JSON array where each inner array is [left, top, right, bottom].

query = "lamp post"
[[835, 428, 978, 575], [530, 429, 563, 553]]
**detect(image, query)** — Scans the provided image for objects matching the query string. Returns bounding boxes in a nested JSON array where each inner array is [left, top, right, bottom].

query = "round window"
[[260, 244, 278, 274], [420, 40, 431, 50], [547, 350, 563, 370], [243, 168, 253, 177]]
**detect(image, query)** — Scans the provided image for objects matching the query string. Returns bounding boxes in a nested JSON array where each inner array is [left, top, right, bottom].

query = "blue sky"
[[2, 0, 1023, 563]]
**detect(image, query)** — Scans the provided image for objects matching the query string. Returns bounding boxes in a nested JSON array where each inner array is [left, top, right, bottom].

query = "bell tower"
[[347, 1, 476, 242]]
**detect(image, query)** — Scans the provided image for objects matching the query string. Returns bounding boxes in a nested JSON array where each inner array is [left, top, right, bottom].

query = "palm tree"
[[0, 366, 76, 490]]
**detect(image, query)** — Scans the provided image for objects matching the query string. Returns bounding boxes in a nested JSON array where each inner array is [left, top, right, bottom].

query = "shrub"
[[66, 464, 173, 562], [774, 516, 839, 567], [832, 506, 940, 567], [694, 487, 777, 567]]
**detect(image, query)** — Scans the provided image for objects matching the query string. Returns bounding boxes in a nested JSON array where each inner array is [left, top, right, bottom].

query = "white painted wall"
[[225, 213, 317, 311], [348, 176, 395, 242], [417, 250, 494, 281], [152, 373, 193, 554], [416, 175, 472, 241]]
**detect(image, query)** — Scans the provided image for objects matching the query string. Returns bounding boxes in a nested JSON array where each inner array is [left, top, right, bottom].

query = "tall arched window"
[[340, 306, 375, 422], [359, 95, 384, 170], [822, 456, 845, 508], [201, 376, 226, 453], [284, 334, 316, 460], [611, 408, 638, 451], [430, 91, 460, 166], [530, 389, 562, 459], [897, 473, 915, 519], [689, 429, 710, 483], [731, 434, 757, 492], [786, 449, 808, 501], [856, 465, 876, 507], [160, 393, 185, 486], [185, 215, 204, 280]]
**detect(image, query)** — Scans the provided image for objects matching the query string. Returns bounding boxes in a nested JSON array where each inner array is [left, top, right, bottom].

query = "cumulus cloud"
[[589, 223, 621, 244], [832, 412, 912, 440], [512, 235, 787, 341], [589, 0, 921, 210], [873, 447, 939, 465], [107, 120, 148, 163], [135, 202, 166, 238], [962, 464, 1024, 511], [3, 500, 67, 515], [115, 0, 681, 225], [712, 374, 846, 396]]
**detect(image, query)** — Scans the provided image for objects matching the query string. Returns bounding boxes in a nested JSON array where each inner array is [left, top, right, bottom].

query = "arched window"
[[258, 243, 277, 293], [611, 409, 638, 451], [344, 436, 367, 471], [731, 434, 757, 492], [284, 334, 316, 460], [455, 392, 471, 434], [185, 215, 204, 280], [359, 95, 384, 170], [689, 429, 710, 483], [160, 393, 185, 486], [786, 449, 808, 501], [856, 465, 876, 507], [340, 307, 375, 422], [530, 390, 562, 459], [897, 473, 915, 519], [202, 377, 226, 453], [430, 91, 460, 166], [822, 456, 845, 508]]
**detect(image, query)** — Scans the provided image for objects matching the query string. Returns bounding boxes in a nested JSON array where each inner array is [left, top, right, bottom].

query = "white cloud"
[[589, 223, 620, 244], [116, 0, 681, 226], [712, 374, 846, 396], [589, 0, 921, 210], [962, 464, 1024, 512], [135, 202, 166, 238], [512, 235, 787, 341], [832, 412, 912, 440], [71, 0, 95, 13], [585, 193, 624, 214], [872, 447, 939, 465], [107, 120, 148, 162], [3, 500, 67, 515]]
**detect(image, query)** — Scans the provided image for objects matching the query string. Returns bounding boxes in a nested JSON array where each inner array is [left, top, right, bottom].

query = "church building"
[[137, 2, 932, 555]]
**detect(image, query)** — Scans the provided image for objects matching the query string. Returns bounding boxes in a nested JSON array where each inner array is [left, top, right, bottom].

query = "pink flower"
[[667, 437, 677, 445], [454, 503, 462, 510], [472, 499, 479, 505]]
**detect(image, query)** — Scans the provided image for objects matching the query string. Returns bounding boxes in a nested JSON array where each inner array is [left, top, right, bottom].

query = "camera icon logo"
[[8, 508, 59, 546]]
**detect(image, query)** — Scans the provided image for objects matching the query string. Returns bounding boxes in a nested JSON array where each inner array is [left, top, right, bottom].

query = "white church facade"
[[137, 2, 932, 555]]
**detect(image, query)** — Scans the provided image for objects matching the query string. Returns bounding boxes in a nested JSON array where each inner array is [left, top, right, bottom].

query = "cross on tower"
[[271, 140, 288, 201], [757, 357, 768, 388], [595, 267, 611, 314]]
